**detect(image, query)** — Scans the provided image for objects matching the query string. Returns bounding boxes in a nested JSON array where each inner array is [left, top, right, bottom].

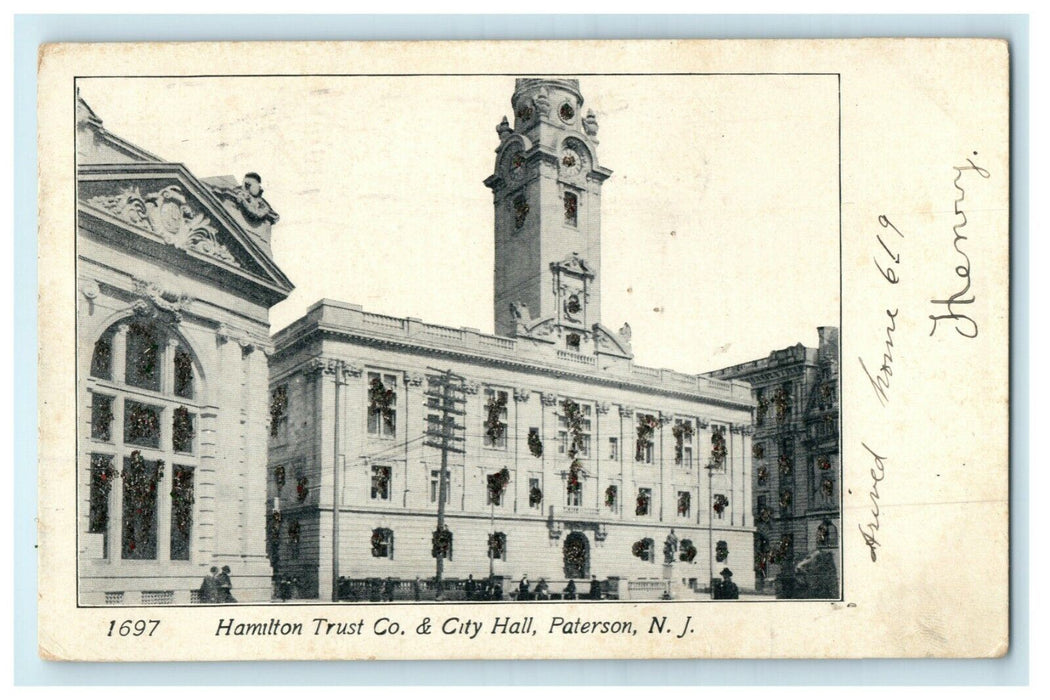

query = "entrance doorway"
[[563, 531, 590, 579]]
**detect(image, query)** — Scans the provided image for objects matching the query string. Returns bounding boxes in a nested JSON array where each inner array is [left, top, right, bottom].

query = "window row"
[[363, 527, 508, 562], [275, 377, 730, 474], [88, 452, 195, 561], [91, 394, 197, 454]]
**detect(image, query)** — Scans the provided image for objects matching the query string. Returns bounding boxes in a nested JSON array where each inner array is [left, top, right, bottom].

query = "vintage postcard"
[[37, 39, 1009, 661]]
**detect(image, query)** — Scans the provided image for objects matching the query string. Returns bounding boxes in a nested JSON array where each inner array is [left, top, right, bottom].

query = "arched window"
[[86, 318, 201, 562], [817, 520, 839, 548]]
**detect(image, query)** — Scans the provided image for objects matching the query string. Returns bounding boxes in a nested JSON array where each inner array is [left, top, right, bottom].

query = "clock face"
[[560, 146, 584, 177]]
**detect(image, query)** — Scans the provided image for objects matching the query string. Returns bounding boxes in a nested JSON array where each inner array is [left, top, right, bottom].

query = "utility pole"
[[423, 368, 465, 598]]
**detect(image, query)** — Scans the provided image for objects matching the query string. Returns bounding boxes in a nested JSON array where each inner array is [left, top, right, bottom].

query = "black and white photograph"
[[74, 73, 840, 607]]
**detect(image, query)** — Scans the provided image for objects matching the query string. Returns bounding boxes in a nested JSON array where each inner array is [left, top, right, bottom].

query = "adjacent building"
[[706, 328, 840, 596], [76, 92, 294, 604], [267, 79, 757, 601]]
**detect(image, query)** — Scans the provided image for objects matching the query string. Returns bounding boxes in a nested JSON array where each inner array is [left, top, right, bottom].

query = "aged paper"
[[37, 39, 1009, 661]]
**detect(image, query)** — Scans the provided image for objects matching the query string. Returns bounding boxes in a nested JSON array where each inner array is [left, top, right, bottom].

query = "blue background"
[[13, 13, 1029, 685]]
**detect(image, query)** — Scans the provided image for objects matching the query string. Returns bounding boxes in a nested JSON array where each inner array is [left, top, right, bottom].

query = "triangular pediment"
[[78, 162, 294, 299], [550, 252, 594, 279]]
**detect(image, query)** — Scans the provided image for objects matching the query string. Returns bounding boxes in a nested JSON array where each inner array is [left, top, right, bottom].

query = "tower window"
[[566, 333, 581, 352], [513, 195, 529, 229], [559, 102, 575, 122], [564, 191, 578, 227]]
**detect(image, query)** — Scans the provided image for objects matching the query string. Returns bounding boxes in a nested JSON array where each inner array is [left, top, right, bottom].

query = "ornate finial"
[[618, 322, 632, 343], [582, 109, 599, 141], [497, 116, 513, 141]]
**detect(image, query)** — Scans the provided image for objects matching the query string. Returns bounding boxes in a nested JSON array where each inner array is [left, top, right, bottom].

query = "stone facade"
[[706, 327, 840, 596], [76, 93, 293, 605], [267, 79, 755, 601]]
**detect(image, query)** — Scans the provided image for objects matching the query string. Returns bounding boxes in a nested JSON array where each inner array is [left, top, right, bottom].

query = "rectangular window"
[[636, 413, 657, 464], [636, 487, 652, 516], [609, 437, 618, 460], [89, 454, 114, 558], [429, 469, 449, 504], [483, 388, 509, 449], [123, 400, 161, 448], [564, 191, 578, 227], [674, 419, 694, 468], [124, 322, 161, 392], [557, 401, 592, 456], [91, 393, 114, 441], [528, 477, 542, 509], [677, 490, 692, 518], [122, 454, 159, 560], [172, 407, 195, 453], [371, 528, 394, 559], [371, 465, 392, 501], [367, 372, 398, 438], [488, 532, 507, 561], [170, 466, 194, 561], [173, 348, 194, 399], [270, 385, 288, 440], [566, 480, 582, 507]]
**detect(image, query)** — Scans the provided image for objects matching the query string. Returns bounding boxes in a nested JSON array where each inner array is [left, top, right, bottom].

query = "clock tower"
[[485, 79, 615, 349]]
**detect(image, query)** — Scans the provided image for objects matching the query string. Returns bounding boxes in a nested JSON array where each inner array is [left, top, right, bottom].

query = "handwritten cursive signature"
[[859, 308, 898, 407], [929, 155, 990, 338], [858, 442, 887, 562]]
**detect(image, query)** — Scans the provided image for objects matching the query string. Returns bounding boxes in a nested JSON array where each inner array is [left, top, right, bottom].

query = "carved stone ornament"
[[464, 381, 480, 395], [304, 357, 361, 381], [596, 402, 611, 415], [513, 387, 531, 403], [86, 185, 240, 268], [80, 279, 100, 300], [550, 252, 594, 279], [618, 405, 635, 418], [132, 277, 193, 324], [582, 109, 600, 141], [404, 372, 425, 387], [211, 174, 280, 226], [618, 322, 632, 343], [659, 413, 674, 426], [534, 89, 551, 117], [540, 392, 559, 407], [496, 116, 513, 141], [697, 419, 711, 429]]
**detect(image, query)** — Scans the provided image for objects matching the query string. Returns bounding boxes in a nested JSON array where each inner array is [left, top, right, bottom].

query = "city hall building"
[[267, 79, 756, 601], [76, 92, 294, 604]]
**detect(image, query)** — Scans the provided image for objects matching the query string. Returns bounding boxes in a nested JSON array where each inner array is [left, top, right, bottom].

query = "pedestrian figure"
[[534, 578, 550, 601], [382, 577, 395, 602], [714, 568, 739, 600], [518, 574, 530, 601], [465, 574, 477, 601], [492, 580, 503, 601], [588, 575, 602, 600], [413, 576, 422, 601], [563, 579, 577, 600], [198, 566, 219, 603], [216, 565, 236, 603]]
